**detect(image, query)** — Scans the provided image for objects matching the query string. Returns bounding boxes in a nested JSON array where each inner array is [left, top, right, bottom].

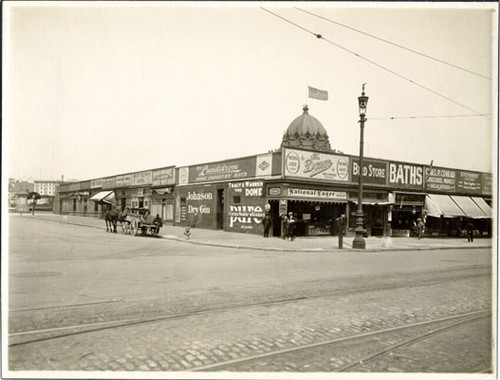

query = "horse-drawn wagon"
[[119, 207, 162, 237]]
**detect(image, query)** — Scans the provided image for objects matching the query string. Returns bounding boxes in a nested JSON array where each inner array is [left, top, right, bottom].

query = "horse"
[[104, 205, 119, 233], [118, 207, 132, 235]]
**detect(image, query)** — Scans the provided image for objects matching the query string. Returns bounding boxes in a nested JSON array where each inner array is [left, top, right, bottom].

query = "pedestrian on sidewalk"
[[416, 218, 425, 239], [280, 211, 289, 239], [286, 212, 296, 241], [262, 212, 272, 238], [466, 221, 474, 242]]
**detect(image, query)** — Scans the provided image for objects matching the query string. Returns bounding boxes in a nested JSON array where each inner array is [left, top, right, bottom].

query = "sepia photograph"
[[2, 1, 498, 379]]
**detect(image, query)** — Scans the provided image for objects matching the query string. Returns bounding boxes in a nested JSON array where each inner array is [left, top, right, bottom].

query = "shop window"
[[233, 196, 241, 204], [181, 197, 186, 203]]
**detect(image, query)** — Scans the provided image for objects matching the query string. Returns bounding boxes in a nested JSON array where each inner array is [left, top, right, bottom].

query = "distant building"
[[34, 180, 61, 196]]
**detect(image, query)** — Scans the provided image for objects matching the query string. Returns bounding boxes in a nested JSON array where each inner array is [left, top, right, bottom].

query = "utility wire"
[[370, 114, 491, 121], [294, 7, 491, 80], [260, 8, 490, 120]]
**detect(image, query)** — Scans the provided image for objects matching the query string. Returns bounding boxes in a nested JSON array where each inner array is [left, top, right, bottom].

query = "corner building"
[[57, 106, 493, 238]]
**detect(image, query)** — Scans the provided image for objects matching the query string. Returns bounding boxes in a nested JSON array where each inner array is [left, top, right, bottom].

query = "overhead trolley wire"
[[370, 113, 491, 121], [294, 7, 492, 81], [260, 8, 490, 120]]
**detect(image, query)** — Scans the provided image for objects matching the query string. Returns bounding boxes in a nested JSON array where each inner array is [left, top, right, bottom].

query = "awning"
[[424, 194, 466, 218], [471, 197, 492, 218], [153, 187, 172, 195], [450, 195, 488, 219], [90, 190, 116, 205]]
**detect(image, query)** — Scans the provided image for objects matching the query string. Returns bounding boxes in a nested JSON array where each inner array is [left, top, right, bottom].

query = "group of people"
[[261, 211, 296, 240], [412, 218, 426, 239]]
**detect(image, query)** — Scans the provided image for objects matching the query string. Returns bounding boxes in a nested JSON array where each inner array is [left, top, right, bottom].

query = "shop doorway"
[[216, 188, 225, 230], [269, 200, 281, 237]]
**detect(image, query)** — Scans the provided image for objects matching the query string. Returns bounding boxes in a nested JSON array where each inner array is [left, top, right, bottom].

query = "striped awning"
[[471, 197, 492, 218], [90, 190, 116, 205], [450, 195, 488, 219], [424, 194, 466, 218]]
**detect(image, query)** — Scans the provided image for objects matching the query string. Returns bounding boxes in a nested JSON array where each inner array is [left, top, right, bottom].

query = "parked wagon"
[[120, 207, 162, 237]]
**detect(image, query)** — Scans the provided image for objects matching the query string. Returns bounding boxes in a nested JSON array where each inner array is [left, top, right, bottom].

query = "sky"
[[3, 2, 498, 183]]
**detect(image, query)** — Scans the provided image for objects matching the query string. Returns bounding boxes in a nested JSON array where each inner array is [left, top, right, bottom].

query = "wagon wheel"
[[128, 220, 136, 236]]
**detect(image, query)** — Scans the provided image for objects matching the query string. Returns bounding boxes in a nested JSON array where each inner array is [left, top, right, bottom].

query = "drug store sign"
[[284, 149, 349, 182]]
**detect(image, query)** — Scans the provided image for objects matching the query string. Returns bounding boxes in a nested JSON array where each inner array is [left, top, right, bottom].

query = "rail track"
[[188, 309, 490, 372], [9, 265, 490, 347]]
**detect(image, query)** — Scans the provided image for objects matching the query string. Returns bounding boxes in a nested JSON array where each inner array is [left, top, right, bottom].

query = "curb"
[[23, 216, 492, 253]]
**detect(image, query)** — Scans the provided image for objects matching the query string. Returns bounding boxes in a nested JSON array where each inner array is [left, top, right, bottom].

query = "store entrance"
[[287, 201, 346, 237], [269, 200, 281, 237]]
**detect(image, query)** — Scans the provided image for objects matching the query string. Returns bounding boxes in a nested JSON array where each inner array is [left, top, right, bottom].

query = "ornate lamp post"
[[352, 84, 369, 249]]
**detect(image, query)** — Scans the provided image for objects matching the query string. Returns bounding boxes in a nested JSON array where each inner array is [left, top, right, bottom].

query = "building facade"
[[56, 106, 493, 238]]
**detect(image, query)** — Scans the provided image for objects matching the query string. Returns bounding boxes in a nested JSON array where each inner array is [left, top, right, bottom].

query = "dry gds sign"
[[284, 149, 349, 182]]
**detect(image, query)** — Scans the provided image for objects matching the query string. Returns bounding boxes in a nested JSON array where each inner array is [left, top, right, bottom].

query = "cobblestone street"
[[6, 216, 493, 377]]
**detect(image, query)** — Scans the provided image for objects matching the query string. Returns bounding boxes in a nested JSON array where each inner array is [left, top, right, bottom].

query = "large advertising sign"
[[132, 170, 152, 186], [424, 166, 456, 192], [351, 159, 387, 185], [116, 174, 133, 187], [152, 167, 175, 186], [101, 176, 116, 189], [456, 170, 482, 194], [189, 157, 256, 183], [284, 149, 349, 182], [482, 173, 492, 195], [287, 188, 347, 201], [388, 162, 424, 190], [90, 178, 102, 189], [227, 181, 266, 231]]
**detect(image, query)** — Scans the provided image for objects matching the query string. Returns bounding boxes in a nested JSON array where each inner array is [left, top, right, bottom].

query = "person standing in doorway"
[[262, 213, 272, 238], [280, 211, 289, 239]]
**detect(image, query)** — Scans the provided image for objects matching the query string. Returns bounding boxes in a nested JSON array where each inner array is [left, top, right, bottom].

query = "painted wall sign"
[[101, 176, 116, 189], [388, 162, 424, 189], [132, 170, 152, 186], [90, 179, 103, 189], [456, 170, 482, 194], [228, 205, 265, 229], [255, 153, 273, 177], [268, 187, 281, 196], [287, 188, 347, 200], [351, 159, 387, 185], [482, 173, 492, 195], [190, 157, 256, 183], [116, 174, 132, 187], [178, 167, 189, 185], [228, 181, 264, 197], [284, 149, 349, 182], [152, 167, 175, 186], [68, 183, 81, 191], [424, 166, 456, 192]]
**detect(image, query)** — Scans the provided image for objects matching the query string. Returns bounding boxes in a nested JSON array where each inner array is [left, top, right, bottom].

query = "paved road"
[[6, 216, 493, 375]]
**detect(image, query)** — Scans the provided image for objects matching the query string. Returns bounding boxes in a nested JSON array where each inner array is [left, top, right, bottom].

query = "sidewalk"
[[14, 213, 494, 253]]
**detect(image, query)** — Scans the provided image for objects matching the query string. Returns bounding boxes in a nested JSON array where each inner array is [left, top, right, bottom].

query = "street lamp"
[[352, 84, 369, 249]]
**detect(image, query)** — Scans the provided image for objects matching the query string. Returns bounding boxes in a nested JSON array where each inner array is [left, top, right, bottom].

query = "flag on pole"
[[308, 86, 329, 101]]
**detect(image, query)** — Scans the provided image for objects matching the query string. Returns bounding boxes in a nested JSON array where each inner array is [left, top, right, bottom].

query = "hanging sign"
[[456, 170, 482, 194], [132, 170, 152, 186], [116, 174, 133, 187], [424, 166, 456, 192], [152, 167, 175, 186], [482, 173, 492, 195], [351, 159, 387, 185], [284, 149, 349, 182], [388, 162, 424, 190]]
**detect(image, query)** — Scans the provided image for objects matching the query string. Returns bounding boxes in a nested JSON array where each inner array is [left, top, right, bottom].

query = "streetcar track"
[[189, 310, 490, 372], [337, 314, 489, 372], [9, 264, 490, 314], [9, 270, 490, 345]]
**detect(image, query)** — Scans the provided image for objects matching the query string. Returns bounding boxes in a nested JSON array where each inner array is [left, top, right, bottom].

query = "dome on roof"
[[280, 105, 332, 152]]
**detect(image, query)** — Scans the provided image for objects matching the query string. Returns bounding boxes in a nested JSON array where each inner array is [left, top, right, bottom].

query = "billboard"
[[388, 161, 424, 190], [152, 167, 175, 186], [424, 166, 456, 192], [351, 158, 387, 185], [283, 149, 349, 182], [456, 170, 482, 194]]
